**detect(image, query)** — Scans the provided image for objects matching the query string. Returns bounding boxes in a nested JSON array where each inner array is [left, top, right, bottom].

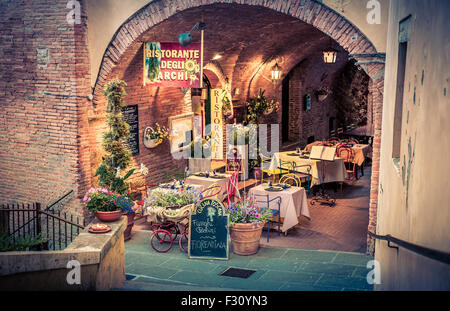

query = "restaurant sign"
[[188, 198, 229, 260], [143, 42, 202, 88], [210, 88, 224, 159]]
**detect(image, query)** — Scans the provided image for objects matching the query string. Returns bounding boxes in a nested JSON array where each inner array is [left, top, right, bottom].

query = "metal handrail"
[[368, 231, 450, 265], [46, 189, 74, 211]]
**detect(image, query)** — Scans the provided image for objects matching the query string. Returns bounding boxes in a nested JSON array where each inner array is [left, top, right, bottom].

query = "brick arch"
[[93, 0, 378, 97], [92, 0, 384, 256], [204, 60, 229, 91]]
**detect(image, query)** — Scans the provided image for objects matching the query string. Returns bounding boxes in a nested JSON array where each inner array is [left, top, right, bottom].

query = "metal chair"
[[336, 145, 356, 181], [327, 137, 341, 146], [260, 153, 274, 184], [252, 194, 282, 242], [292, 163, 312, 191], [279, 174, 300, 187]]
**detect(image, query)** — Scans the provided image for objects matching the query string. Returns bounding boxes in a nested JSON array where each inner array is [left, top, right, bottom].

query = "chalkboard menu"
[[188, 198, 229, 260], [121, 105, 139, 155]]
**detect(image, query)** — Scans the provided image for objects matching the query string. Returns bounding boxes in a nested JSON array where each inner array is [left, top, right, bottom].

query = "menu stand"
[[309, 146, 336, 207]]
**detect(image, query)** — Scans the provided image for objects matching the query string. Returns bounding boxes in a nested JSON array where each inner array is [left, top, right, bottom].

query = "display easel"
[[309, 146, 336, 207]]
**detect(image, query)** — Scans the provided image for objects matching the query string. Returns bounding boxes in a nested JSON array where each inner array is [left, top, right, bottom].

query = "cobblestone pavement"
[[117, 230, 374, 291]]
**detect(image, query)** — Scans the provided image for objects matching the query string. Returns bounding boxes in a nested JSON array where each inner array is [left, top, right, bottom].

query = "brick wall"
[[0, 0, 91, 217], [90, 44, 191, 187]]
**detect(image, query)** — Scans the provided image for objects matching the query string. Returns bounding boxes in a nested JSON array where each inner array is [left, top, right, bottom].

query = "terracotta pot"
[[94, 210, 122, 222], [229, 222, 265, 255]]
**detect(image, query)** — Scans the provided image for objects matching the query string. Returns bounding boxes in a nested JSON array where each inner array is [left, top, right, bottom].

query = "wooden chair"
[[336, 145, 356, 181], [199, 183, 222, 200], [226, 172, 239, 206], [253, 194, 282, 242]]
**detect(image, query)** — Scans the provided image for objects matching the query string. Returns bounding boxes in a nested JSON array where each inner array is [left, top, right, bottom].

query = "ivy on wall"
[[332, 60, 370, 129]]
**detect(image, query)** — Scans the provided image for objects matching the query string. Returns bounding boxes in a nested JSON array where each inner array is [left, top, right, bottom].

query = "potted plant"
[[145, 188, 200, 224], [246, 89, 279, 122], [316, 87, 330, 101], [226, 196, 273, 255], [83, 187, 134, 222], [144, 123, 170, 148]]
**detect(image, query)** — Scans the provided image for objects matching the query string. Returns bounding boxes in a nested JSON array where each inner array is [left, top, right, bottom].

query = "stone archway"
[[92, 0, 384, 255]]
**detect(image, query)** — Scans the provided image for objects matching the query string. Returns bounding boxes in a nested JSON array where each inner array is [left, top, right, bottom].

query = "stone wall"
[[0, 216, 127, 291]]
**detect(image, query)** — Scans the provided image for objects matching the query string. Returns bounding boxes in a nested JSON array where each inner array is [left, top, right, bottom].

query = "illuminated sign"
[[143, 42, 202, 88]]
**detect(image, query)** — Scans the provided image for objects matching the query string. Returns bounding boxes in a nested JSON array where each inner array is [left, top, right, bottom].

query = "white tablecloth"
[[184, 174, 240, 201], [268, 151, 347, 186], [248, 184, 310, 233]]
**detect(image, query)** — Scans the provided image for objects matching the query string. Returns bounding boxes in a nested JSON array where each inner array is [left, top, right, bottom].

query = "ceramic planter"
[[229, 222, 265, 255], [94, 210, 122, 222]]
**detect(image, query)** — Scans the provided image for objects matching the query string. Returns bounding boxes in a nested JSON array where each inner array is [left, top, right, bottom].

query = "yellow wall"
[[86, 0, 389, 86], [375, 0, 450, 290]]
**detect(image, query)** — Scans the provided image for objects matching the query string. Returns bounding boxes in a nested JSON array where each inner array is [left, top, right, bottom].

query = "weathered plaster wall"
[[86, 0, 389, 86], [375, 0, 450, 290]]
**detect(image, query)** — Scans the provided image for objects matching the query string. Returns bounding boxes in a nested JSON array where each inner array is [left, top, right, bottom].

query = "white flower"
[[116, 167, 121, 178], [139, 163, 149, 176]]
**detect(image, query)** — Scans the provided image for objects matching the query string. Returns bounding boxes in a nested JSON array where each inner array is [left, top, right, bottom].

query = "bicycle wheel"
[[150, 229, 173, 253], [179, 231, 189, 253], [158, 223, 179, 242]]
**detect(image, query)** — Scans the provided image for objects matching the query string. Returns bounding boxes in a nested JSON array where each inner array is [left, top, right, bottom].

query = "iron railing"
[[368, 231, 450, 265], [0, 202, 84, 251]]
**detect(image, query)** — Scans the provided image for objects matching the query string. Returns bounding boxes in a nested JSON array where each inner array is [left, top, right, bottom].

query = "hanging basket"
[[144, 138, 163, 148], [263, 107, 274, 115], [318, 94, 328, 101], [143, 127, 163, 148]]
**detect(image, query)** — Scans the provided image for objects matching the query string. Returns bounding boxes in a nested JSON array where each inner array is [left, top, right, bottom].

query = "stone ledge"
[[0, 216, 126, 276]]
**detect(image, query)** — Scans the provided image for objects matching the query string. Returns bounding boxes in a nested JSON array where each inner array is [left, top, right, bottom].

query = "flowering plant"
[[246, 89, 279, 124], [145, 123, 170, 141], [226, 196, 273, 225], [83, 187, 134, 214], [146, 187, 200, 208]]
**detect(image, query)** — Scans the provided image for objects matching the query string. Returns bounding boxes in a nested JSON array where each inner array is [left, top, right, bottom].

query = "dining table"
[[248, 184, 310, 234], [268, 151, 347, 187], [305, 141, 372, 166], [184, 173, 240, 201]]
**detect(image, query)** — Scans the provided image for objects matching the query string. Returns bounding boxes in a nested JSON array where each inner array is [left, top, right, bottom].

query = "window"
[[392, 16, 411, 162]]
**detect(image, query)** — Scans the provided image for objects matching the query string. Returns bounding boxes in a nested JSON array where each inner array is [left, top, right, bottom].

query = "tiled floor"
[[117, 230, 374, 291]]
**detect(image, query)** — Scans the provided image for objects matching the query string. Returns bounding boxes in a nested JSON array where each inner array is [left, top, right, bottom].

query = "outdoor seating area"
[[126, 131, 373, 257]]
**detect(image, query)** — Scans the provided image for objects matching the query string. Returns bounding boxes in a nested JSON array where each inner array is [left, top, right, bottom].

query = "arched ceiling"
[[105, 3, 347, 100]]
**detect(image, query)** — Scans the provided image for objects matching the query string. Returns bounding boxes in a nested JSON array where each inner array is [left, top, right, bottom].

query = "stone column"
[[352, 54, 385, 256]]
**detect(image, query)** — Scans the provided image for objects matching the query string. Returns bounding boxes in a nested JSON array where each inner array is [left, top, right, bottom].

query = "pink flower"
[[83, 195, 90, 202], [88, 187, 96, 194]]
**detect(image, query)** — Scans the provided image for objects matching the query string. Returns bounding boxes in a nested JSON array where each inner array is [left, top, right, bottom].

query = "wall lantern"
[[271, 63, 282, 82], [323, 47, 338, 64], [178, 22, 206, 47], [201, 88, 209, 100]]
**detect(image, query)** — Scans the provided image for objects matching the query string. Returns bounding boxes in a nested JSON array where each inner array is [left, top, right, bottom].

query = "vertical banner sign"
[[144, 42, 202, 88], [121, 105, 139, 155], [210, 89, 223, 159], [188, 198, 230, 260]]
